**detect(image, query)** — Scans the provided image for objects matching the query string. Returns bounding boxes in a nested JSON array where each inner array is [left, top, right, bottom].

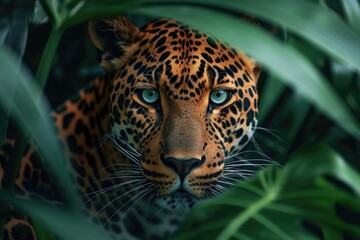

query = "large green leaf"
[[0, 192, 113, 240], [341, 0, 360, 32], [173, 144, 360, 240], [0, 48, 79, 207], [65, 0, 360, 72], [193, 0, 360, 71]]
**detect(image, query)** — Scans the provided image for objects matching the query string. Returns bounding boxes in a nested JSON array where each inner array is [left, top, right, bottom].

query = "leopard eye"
[[209, 90, 231, 106], [139, 89, 160, 104]]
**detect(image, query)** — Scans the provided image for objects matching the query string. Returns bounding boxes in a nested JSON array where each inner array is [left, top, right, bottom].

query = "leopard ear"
[[253, 63, 261, 84], [88, 16, 143, 72]]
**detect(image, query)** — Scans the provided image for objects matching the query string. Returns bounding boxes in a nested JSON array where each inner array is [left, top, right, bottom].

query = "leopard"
[[0, 16, 260, 240]]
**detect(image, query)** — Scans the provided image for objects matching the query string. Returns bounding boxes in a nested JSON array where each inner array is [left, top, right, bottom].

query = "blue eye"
[[139, 89, 160, 104], [210, 90, 230, 105]]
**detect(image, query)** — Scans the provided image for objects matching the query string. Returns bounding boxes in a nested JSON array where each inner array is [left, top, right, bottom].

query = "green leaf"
[[341, 0, 360, 32], [0, 48, 80, 207], [160, 0, 360, 72], [34, 27, 63, 90], [39, 0, 60, 24], [68, 0, 360, 72], [32, 220, 56, 240], [206, 0, 360, 71], [282, 143, 360, 197], [0, 192, 113, 240], [131, 5, 360, 138], [174, 144, 360, 240]]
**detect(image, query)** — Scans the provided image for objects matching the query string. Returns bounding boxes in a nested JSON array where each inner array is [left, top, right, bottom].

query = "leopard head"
[[89, 16, 260, 212]]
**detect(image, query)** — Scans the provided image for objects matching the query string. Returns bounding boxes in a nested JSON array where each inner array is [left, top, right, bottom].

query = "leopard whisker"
[[129, 191, 158, 219], [108, 132, 142, 164], [215, 178, 235, 187], [105, 184, 155, 225], [122, 186, 155, 219], [223, 166, 258, 172], [93, 163, 141, 178], [108, 131, 141, 157], [254, 126, 283, 141], [114, 137, 142, 158], [225, 162, 263, 169], [223, 173, 255, 179], [222, 169, 257, 175], [112, 143, 141, 165], [223, 171, 250, 180], [225, 163, 271, 170], [225, 150, 273, 161], [90, 133, 111, 153], [98, 175, 144, 181], [105, 175, 142, 180], [149, 200, 169, 221], [203, 191, 213, 200], [209, 188, 222, 197], [102, 169, 142, 177], [110, 169, 142, 175], [224, 172, 253, 180], [104, 169, 141, 176], [221, 175, 243, 184], [102, 163, 141, 169], [250, 137, 271, 161], [83, 179, 148, 205], [212, 184, 226, 194], [94, 182, 153, 218], [225, 158, 276, 165]]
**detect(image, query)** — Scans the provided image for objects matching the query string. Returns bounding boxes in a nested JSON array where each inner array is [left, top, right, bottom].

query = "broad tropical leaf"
[[173, 144, 360, 240]]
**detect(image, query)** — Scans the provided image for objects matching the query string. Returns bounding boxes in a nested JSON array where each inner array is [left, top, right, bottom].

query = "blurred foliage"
[[0, 0, 359, 239]]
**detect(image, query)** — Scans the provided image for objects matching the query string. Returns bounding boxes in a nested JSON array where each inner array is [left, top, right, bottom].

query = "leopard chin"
[[154, 191, 198, 213]]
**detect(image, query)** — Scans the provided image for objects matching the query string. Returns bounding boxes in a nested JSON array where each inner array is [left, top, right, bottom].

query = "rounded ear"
[[88, 16, 143, 72], [253, 63, 262, 84]]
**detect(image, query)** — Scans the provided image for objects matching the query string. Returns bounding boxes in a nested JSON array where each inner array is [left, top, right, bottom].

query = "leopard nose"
[[162, 157, 204, 180]]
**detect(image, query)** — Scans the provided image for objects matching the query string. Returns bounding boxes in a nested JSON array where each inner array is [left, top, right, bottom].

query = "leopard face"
[[89, 17, 260, 212]]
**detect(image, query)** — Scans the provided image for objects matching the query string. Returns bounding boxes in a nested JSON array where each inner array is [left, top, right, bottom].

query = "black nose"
[[162, 157, 203, 180]]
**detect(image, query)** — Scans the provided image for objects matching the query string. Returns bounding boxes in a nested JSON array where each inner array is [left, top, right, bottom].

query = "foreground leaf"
[[70, 0, 360, 71], [174, 144, 360, 240], [0, 192, 113, 240], [0, 48, 79, 207], [341, 0, 360, 32], [195, 0, 360, 72]]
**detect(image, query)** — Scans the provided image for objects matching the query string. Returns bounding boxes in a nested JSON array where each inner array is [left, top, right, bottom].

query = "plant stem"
[[35, 27, 63, 89]]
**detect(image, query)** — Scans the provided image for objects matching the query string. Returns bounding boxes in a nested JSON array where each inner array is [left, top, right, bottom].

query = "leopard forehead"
[[111, 19, 258, 101]]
